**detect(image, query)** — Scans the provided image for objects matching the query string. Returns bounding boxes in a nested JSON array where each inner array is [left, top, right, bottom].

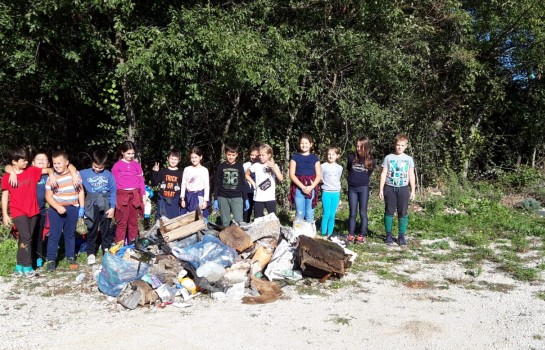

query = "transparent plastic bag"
[[97, 252, 149, 297], [171, 234, 237, 269]]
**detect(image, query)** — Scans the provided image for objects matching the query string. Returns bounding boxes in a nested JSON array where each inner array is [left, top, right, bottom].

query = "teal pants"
[[321, 191, 340, 235]]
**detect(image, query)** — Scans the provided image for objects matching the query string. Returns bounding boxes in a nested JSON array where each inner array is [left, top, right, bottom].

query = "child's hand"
[[302, 185, 312, 195], [213, 200, 219, 211], [152, 162, 160, 172], [410, 191, 415, 201], [106, 208, 115, 218], [57, 206, 67, 215], [244, 200, 250, 211], [200, 201, 207, 210], [8, 173, 17, 188], [180, 198, 186, 208], [379, 190, 384, 200], [78, 207, 85, 218], [3, 216, 12, 227]]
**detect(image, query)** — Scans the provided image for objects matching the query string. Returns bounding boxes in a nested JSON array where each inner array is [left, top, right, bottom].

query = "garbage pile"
[[94, 211, 357, 310]]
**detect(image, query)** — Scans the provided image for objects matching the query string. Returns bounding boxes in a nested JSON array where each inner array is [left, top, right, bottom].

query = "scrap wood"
[[219, 225, 253, 252], [159, 209, 202, 234], [242, 276, 283, 304], [297, 235, 351, 277]]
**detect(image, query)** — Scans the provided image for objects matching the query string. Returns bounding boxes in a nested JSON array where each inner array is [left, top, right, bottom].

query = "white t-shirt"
[[249, 162, 277, 202], [321, 162, 343, 192], [181, 165, 210, 200]]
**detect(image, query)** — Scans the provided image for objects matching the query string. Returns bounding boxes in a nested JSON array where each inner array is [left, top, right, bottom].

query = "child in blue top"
[[32, 152, 50, 268], [320, 146, 342, 236], [289, 134, 322, 223], [379, 134, 416, 246], [80, 150, 117, 264]]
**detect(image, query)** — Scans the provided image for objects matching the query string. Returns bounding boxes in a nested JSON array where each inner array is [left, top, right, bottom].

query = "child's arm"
[[180, 168, 187, 208], [268, 161, 283, 182], [1, 190, 11, 227], [68, 164, 81, 188], [378, 166, 388, 200], [306, 160, 322, 194], [409, 166, 416, 201], [201, 167, 210, 210], [289, 160, 304, 189], [45, 189, 66, 214], [150, 162, 160, 186], [78, 188, 85, 217], [245, 168, 256, 189]]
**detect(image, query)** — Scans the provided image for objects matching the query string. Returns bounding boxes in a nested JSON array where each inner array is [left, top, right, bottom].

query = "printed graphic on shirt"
[[160, 174, 181, 198], [222, 169, 239, 190], [351, 162, 369, 173], [386, 159, 410, 187], [86, 175, 109, 192]]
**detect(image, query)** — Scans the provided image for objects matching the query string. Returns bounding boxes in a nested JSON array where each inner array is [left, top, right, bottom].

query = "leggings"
[[321, 191, 340, 235]]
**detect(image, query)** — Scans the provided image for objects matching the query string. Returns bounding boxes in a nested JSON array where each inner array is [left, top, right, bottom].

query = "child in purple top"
[[112, 141, 147, 245]]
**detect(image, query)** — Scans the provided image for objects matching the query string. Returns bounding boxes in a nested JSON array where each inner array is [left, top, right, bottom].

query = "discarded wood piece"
[[297, 235, 352, 279], [159, 209, 202, 234], [160, 209, 206, 242], [242, 276, 283, 304], [219, 225, 253, 252]]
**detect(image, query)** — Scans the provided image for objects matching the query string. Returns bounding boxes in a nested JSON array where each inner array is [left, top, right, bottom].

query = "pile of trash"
[[94, 211, 357, 310]]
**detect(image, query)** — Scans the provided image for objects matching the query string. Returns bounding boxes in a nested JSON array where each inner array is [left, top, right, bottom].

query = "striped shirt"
[[46, 172, 81, 207]]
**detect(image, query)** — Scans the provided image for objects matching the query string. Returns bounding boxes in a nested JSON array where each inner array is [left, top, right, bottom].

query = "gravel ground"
[[1, 250, 545, 350]]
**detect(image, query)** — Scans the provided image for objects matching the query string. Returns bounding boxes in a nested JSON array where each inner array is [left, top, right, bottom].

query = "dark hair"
[[117, 141, 135, 159], [248, 142, 262, 155], [353, 136, 374, 170], [8, 147, 28, 163], [299, 133, 314, 145], [225, 142, 239, 154], [52, 150, 69, 160], [167, 148, 182, 159], [91, 150, 109, 166], [189, 146, 204, 158]]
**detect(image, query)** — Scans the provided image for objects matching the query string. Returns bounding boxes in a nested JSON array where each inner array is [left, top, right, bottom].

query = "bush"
[[497, 165, 545, 189]]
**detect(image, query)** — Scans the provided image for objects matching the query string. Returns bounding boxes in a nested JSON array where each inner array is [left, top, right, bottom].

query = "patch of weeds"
[[327, 314, 354, 326], [475, 281, 516, 293], [296, 281, 327, 297], [500, 261, 540, 282], [511, 234, 530, 253], [0, 237, 17, 277], [375, 268, 410, 283], [328, 279, 360, 290], [535, 291, 545, 301], [427, 241, 451, 250], [403, 280, 436, 289], [464, 266, 483, 277], [536, 263, 545, 271], [456, 231, 489, 248]]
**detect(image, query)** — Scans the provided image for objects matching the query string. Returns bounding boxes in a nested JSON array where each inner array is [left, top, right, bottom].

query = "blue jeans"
[[47, 206, 78, 262], [321, 191, 340, 235], [295, 188, 315, 222], [348, 186, 370, 236]]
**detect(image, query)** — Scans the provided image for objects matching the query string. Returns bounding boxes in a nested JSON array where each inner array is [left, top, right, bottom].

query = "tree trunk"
[[115, 30, 136, 142]]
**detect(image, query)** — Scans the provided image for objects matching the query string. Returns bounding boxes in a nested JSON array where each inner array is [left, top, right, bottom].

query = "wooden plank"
[[159, 208, 203, 234], [163, 220, 206, 242]]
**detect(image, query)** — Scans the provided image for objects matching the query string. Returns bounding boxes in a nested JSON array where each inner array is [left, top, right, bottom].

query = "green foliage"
[[0, 236, 17, 277], [497, 166, 545, 189]]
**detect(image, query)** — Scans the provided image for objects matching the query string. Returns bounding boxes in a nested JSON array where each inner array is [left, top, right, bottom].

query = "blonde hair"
[[259, 144, 273, 158], [395, 134, 409, 143], [326, 146, 340, 155]]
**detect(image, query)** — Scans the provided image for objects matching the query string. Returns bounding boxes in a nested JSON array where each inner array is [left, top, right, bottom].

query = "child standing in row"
[[112, 141, 146, 245], [213, 143, 249, 227], [289, 134, 322, 223], [151, 148, 183, 219], [379, 134, 416, 246], [2, 148, 52, 276], [45, 151, 85, 271], [245, 144, 283, 218], [32, 152, 50, 268], [242, 143, 261, 222], [180, 146, 210, 218], [320, 146, 342, 236], [80, 150, 116, 264], [347, 137, 375, 244]]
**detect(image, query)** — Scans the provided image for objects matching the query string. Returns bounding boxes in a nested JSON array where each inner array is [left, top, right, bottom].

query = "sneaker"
[[356, 235, 367, 244], [398, 235, 407, 246], [36, 258, 43, 268], [87, 254, 96, 265], [347, 234, 355, 243], [47, 261, 56, 272], [385, 233, 394, 245], [22, 266, 36, 278], [67, 257, 79, 270], [14, 264, 24, 277]]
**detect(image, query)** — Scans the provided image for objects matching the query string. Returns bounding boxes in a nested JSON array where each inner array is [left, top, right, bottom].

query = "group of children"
[[1, 133, 415, 277]]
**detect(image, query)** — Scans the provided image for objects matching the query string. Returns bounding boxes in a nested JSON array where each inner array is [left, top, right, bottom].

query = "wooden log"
[[297, 235, 351, 277], [159, 208, 202, 234], [162, 220, 206, 242]]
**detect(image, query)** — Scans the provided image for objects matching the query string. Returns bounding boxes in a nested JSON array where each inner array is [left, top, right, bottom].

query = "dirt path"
[[1, 260, 544, 350]]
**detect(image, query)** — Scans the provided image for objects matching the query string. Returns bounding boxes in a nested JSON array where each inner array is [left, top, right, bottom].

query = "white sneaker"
[[87, 254, 96, 265]]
